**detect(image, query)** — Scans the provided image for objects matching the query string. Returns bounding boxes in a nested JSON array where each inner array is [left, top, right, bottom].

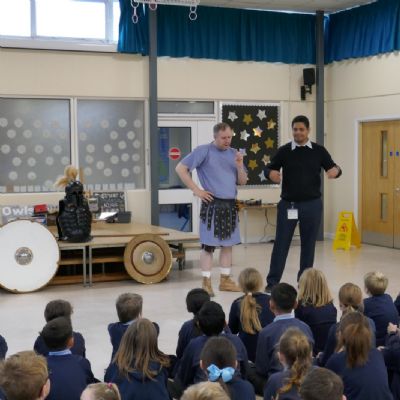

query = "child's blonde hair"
[[181, 382, 230, 400], [364, 271, 388, 296], [238, 268, 263, 334], [298, 269, 333, 307], [338, 283, 363, 313], [82, 383, 121, 400], [278, 328, 313, 395]]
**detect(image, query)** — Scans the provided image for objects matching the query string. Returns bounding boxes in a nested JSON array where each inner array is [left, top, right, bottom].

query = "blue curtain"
[[118, 2, 316, 64], [325, 0, 400, 63], [117, 1, 148, 55]]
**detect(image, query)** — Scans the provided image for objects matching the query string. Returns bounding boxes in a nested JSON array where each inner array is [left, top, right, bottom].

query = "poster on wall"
[[221, 103, 279, 186]]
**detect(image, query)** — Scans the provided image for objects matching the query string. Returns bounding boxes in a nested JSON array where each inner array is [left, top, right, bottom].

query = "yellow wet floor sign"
[[333, 211, 361, 250]]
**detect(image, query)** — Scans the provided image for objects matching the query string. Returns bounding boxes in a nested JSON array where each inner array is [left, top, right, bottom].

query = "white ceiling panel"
[[198, 0, 375, 13]]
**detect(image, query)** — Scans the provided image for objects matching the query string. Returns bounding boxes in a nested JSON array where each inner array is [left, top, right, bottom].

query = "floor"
[[1, 240, 399, 380]]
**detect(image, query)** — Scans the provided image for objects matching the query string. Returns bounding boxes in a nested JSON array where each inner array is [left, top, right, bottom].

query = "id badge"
[[287, 208, 298, 220]]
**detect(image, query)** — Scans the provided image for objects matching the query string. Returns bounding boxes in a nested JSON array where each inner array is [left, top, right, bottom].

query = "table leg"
[[83, 246, 87, 287], [244, 208, 248, 247], [89, 246, 93, 287]]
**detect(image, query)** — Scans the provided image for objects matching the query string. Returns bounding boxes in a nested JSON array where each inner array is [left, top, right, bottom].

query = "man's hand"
[[269, 170, 281, 184], [327, 166, 340, 179], [193, 187, 214, 203], [235, 151, 244, 168], [388, 322, 398, 335]]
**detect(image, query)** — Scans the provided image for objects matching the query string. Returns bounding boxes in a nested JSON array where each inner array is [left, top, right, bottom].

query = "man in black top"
[[264, 115, 341, 291]]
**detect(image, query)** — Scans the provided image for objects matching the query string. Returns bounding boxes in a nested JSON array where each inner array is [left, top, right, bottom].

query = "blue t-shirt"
[[181, 143, 238, 199]]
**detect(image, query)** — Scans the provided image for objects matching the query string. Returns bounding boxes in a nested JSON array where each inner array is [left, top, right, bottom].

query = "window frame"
[[0, 0, 119, 52]]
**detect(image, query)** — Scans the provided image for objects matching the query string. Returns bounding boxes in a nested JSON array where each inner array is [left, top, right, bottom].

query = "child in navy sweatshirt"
[[0, 335, 7, 359], [41, 317, 97, 400], [200, 336, 255, 400], [228, 268, 274, 362], [363, 271, 399, 347], [264, 328, 313, 400], [249, 283, 314, 396], [104, 318, 170, 400], [176, 288, 211, 360], [34, 299, 86, 357], [172, 301, 248, 398], [326, 312, 392, 400], [108, 293, 159, 361], [295, 268, 337, 355]]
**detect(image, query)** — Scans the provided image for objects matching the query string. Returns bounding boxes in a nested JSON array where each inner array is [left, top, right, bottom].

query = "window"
[[0, 0, 120, 49], [77, 99, 146, 191], [0, 98, 71, 193]]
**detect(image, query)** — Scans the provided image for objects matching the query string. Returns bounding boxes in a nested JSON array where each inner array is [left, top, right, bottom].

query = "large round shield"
[[0, 220, 59, 293], [124, 234, 172, 284]]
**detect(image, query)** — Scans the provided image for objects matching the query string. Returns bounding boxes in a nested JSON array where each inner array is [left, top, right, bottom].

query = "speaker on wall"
[[303, 68, 315, 86]]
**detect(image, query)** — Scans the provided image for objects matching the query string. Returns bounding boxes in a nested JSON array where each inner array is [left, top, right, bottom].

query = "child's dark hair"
[[116, 293, 143, 323], [115, 318, 169, 380], [200, 337, 236, 396], [186, 288, 211, 315], [44, 300, 73, 322], [299, 367, 344, 400], [40, 317, 73, 351], [271, 283, 297, 312], [197, 302, 225, 336]]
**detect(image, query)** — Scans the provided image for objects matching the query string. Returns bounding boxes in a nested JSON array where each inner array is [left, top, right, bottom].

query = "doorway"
[[361, 120, 400, 248]]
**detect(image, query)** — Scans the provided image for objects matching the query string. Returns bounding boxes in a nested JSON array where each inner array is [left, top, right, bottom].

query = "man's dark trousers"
[[267, 198, 322, 286]]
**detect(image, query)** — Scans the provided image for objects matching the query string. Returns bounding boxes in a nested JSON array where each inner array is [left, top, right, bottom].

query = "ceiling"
[[198, 0, 375, 13]]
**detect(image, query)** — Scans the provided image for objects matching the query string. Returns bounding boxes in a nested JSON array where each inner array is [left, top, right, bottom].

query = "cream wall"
[[325, 52, 400, 235], [0, 48, 314, 240]]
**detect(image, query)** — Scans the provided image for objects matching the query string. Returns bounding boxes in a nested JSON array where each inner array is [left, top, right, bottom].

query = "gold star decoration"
[[243, 114, 253, 125], [248, 159, 258, 170], [262, 154, 270, 165], [267, 119, 277, 130], [253, 126, 263, 137], [265, 138, 274, 149], [250, 143, 261, 154]]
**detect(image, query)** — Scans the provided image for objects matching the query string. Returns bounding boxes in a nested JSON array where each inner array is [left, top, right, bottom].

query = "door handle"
[[396, 188, 400, 192]]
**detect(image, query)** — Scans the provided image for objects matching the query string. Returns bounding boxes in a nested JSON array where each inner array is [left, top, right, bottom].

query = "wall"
[[0, 47, 314, 240], [325, 52, 400, 235]]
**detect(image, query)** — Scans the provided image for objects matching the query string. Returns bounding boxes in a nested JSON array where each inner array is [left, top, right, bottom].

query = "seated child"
[[40, 317, 97, 400], [34, 299, 86, 357], [295, 269, 337, 355], [318, 283, 377, 366], [108, 293, 159, 360], [80, 383, 121, 400], [299, 367, 345, 400], [228, 268, 274, 362], [172, 301, 248, 397], [264, 328, 313, 400], [104, 318, 170, 400], [363, 271, 399, 346], [200, 336, 255, 400], [176, 288, 211, 360], [181, 382, 230, 400], [326, 312, 392, 400], [250, 283, 314, 395], [0, 350, 50, 400]]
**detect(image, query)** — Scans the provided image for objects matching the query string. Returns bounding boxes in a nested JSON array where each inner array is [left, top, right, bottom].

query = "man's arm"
[[235, 151, 248, 185], [320, 147, 342, 179], [175, 162, 214, 202], [264, 147, 284, 184]]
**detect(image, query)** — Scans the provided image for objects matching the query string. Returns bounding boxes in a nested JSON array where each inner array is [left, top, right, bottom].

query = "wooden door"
[[361, 121, 396, 247], [394, 132, 400, 249]]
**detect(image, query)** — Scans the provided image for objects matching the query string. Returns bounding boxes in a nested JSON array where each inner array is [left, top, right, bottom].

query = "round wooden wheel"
[[123, 234, 172, 284]]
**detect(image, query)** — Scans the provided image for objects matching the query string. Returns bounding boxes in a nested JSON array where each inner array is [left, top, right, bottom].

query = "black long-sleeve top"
[[264, 142, 341, 202]]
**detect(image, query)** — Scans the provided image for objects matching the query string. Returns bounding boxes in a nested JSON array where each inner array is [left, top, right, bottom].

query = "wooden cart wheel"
[[124, 234, 172, 284]]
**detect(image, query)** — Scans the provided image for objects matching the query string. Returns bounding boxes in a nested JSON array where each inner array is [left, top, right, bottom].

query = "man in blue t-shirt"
[[176, 122, 248, 296], [264, 115, 342, 292]]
